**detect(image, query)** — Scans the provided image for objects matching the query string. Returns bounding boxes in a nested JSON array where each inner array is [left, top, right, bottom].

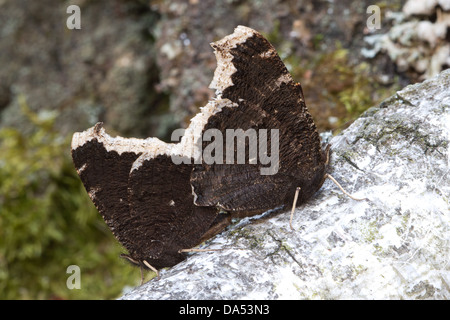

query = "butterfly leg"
[[325, 174, 368, 201], [143, 260, 160, 280], [289, 187, 301, 230], [121, 254, 147, 284]]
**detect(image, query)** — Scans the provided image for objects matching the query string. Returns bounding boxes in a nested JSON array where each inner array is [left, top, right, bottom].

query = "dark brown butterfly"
[[71, 26, 329, 276]]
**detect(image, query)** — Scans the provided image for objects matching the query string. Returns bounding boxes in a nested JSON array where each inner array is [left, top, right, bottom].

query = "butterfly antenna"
[[178, 248, 224, 253], [289, 187, 301, 230], [120, 254, 152, 285], [325, 174, 368, 201], [143, 260, 160, 280]]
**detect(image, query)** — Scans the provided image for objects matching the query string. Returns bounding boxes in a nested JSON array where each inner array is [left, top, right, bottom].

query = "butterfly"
[[71, 26, 331, 278]]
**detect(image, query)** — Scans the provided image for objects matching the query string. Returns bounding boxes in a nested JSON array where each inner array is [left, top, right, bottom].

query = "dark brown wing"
[[191, 26, 328, 215], [192, 163, 291, 215], [71, 123, 224, 269], [71, 123, 147, 253], [127, 154, 224, 269]]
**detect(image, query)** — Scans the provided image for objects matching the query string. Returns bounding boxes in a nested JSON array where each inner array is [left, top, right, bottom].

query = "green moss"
[[312, 34, 324, 50], [262, 20, 282, 48], [0, 98, 143, 299], [362, 221, 380, 244], [375, 1, 403, 11], [286, 41, 400, 132], [229, 226, 262, 250]]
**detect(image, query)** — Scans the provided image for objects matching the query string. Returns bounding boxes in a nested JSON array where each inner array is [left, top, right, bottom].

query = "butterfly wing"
[[71, 26, 328, 270], [127, 154, 223, 269], [71, 123, 223, 269], [191, 26, 328, 215], [71, 123, 152, 252]]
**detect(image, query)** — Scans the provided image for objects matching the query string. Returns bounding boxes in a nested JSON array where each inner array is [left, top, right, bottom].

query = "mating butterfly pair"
[[71, 26, 329, 275]]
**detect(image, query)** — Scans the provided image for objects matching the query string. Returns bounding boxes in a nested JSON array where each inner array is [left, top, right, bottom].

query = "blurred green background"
[[0, 98, 145, 299], [1, 0, 446, 299]]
